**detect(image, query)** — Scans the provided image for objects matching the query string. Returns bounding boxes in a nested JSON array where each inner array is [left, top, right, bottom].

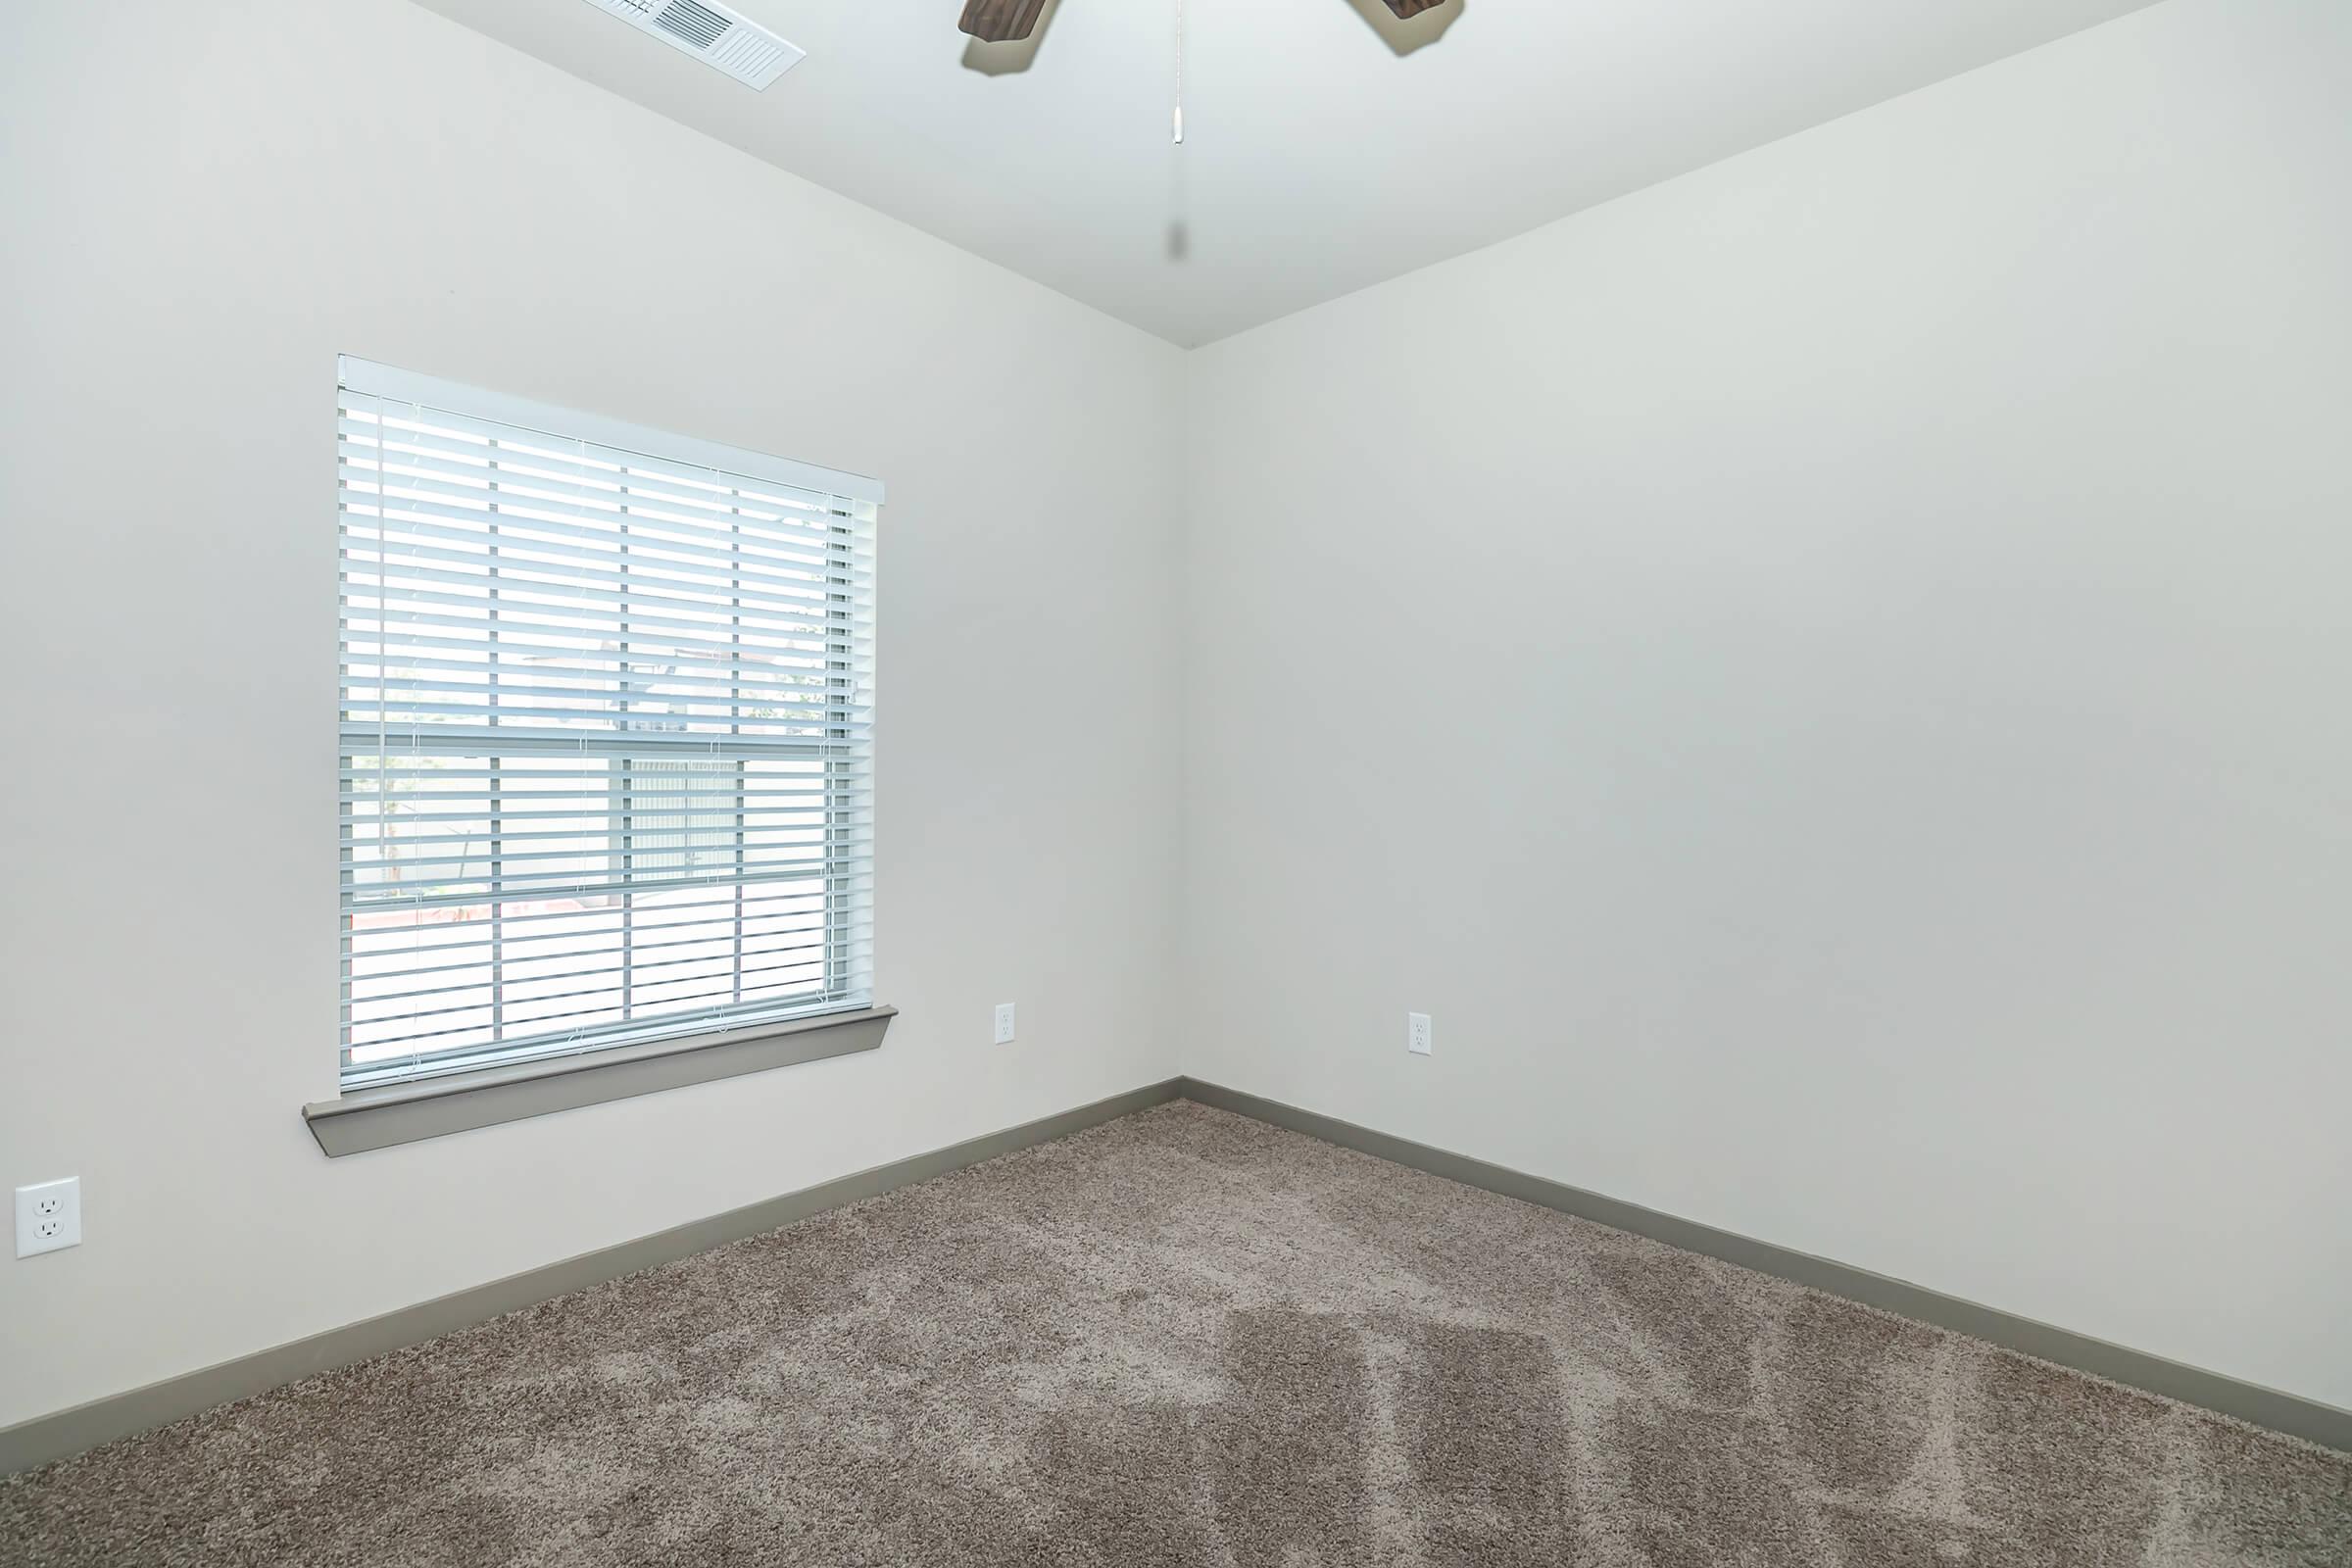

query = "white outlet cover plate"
[[16, 1176, 82, 1257], [1408, 1012, 1433, 1055], [994, 1002, 1016, 1045]]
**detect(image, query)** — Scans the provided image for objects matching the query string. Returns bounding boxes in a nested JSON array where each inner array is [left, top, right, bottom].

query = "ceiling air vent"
[[583, 0, 806, 89]]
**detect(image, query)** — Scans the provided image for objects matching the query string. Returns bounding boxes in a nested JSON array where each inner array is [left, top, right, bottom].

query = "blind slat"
[[344, 554, 856, 611], [354, 668, 849, 708], [333, 723, 866, 759], [341, 461, 863, 559], [345, 607, 872, 666], [342, 532, 851, 613], [336, 632, 858, 688]]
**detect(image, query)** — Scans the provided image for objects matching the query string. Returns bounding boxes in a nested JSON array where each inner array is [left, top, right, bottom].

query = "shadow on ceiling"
[[1344, 0, 1462, 57], [960, 0, 1064, 75]]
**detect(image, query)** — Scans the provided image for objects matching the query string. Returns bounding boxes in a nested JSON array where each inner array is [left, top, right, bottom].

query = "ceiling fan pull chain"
[[1173, 0, 1186, 144]]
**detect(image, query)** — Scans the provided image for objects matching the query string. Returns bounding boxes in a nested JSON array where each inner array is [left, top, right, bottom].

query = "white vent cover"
[[584, 0, 805, 89]]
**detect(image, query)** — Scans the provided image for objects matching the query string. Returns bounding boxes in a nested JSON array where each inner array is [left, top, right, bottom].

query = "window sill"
[[301, 1005, 897, 1157]]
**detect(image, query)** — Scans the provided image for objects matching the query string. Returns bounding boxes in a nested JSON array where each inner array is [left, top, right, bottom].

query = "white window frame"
[[333, 357, 880, 1097]]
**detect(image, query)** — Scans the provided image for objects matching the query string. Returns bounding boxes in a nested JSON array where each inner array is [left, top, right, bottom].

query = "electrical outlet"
[[994, 1002, 1017, 1045], [16, 1177, 81, 1258], [1407, 1012, 1433, 1056]]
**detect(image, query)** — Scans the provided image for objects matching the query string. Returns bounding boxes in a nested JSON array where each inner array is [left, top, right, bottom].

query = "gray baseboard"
[[0, 1077, 1186, 1477], [1177, 1075, 2352, 1456], [10, 1071, 2343, 1476]]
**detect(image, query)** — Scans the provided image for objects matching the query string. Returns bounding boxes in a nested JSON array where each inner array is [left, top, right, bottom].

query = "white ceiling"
[[415, 0, 2159, 347]]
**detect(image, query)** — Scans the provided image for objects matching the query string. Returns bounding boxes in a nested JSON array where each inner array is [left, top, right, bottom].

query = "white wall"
[[0, 0, 1184, 1428], [7, 0, 2346, 1437], [1182, 0, 2352, 1410]]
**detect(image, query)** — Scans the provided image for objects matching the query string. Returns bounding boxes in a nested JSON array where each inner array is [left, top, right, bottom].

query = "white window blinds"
[[336, 357, 879, 1090]]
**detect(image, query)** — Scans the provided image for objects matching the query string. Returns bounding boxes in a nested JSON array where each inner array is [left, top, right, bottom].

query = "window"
[[336, 358, 878, 1091]]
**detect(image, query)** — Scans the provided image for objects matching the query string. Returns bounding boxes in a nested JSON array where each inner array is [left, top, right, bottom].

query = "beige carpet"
[[4, 1102, 2347, 1566]]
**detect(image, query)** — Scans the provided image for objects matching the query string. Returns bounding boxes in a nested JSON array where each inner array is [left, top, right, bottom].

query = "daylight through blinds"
[[336, 359, 878, 1088]]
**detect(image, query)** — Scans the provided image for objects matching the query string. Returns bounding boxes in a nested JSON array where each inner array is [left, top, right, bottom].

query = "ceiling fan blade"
[[1382, 0, 1447, 16], [959, 0, 1050, 42]]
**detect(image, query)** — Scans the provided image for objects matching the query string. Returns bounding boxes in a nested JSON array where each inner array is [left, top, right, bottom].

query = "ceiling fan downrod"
[[1173, 0, 1184, 144]]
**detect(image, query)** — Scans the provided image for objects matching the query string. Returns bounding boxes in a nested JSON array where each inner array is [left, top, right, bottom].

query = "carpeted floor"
[[4, 1102, 2347, 1566]]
